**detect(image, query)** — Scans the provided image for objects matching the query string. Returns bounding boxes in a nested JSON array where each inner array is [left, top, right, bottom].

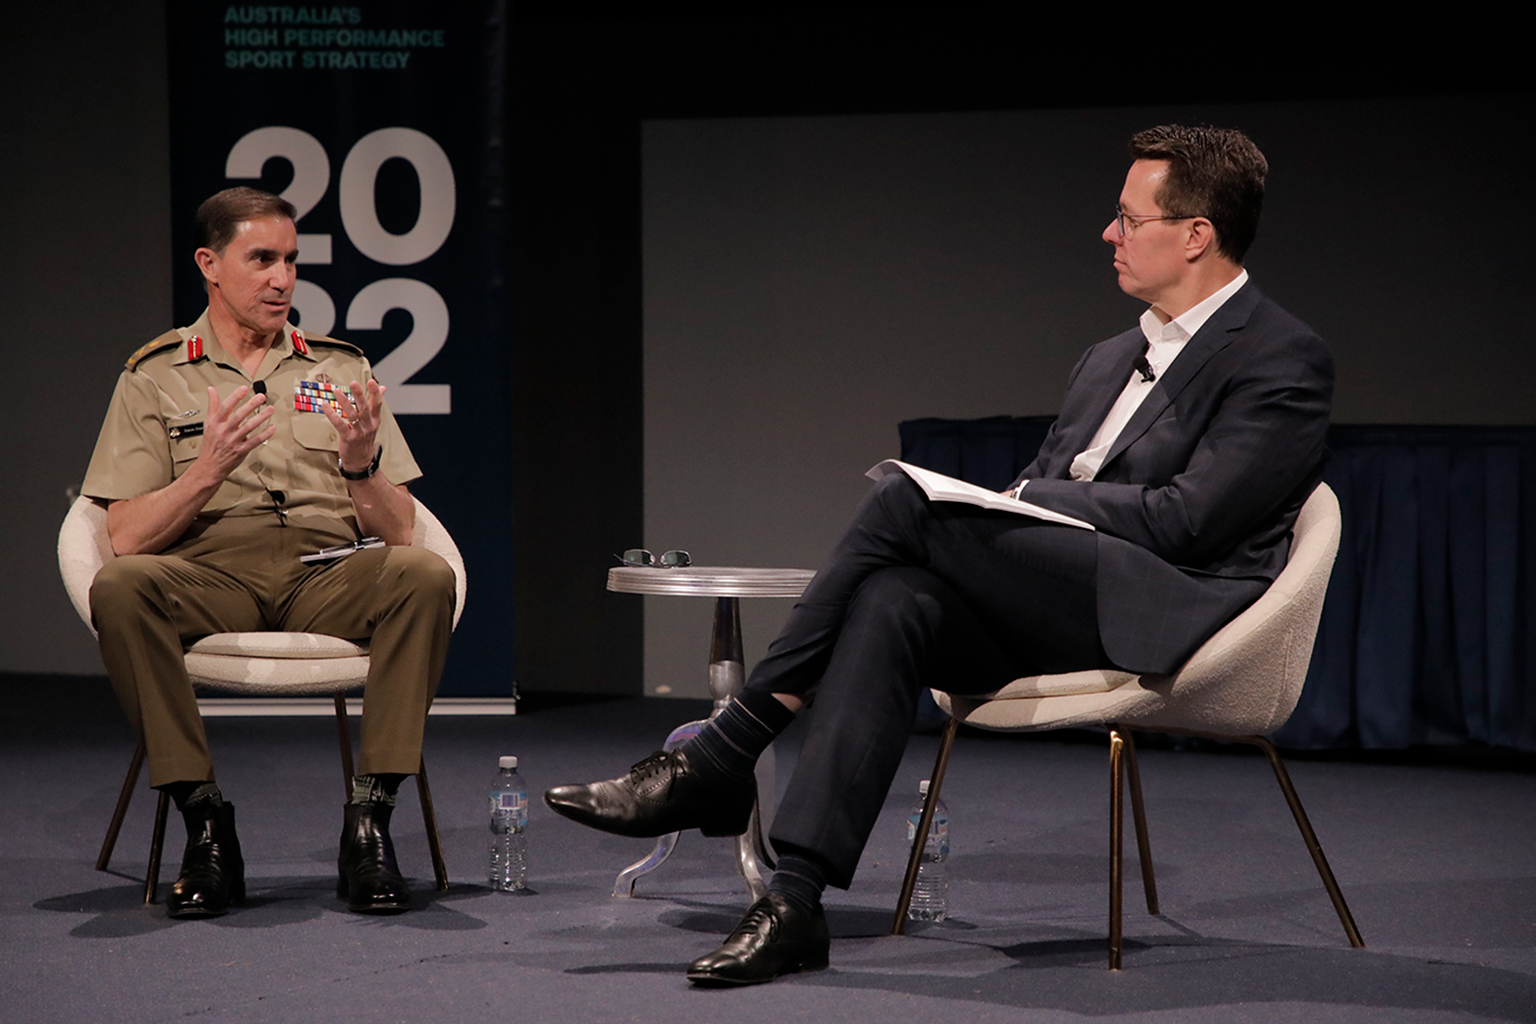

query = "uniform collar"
[[173, 309, 315, 369]]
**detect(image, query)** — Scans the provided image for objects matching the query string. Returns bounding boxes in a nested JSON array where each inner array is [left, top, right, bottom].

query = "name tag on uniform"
[[168, 423, 204, 439]]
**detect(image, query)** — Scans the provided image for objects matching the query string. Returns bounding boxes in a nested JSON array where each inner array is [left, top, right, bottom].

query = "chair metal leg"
[[416, 756, 450, 892], [1121, 730, 1159, 915], [334, 695, 355, 797], [1247, 735, 1365, 948], [98, 739, 147, 872], [1108, 727, 1125, 970], [144, 789, 170, 904], [1161, 727, 1365, 950], [893, 716, 959, 935]]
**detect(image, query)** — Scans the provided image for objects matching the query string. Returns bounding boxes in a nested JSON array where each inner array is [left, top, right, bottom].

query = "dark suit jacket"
[[1016, 282, 1334, 674]]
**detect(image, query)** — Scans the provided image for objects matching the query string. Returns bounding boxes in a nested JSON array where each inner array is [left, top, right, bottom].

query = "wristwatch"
[[338, 446, 382, 481]]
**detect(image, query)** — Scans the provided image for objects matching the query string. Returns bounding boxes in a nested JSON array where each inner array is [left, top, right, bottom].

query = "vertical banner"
[[168, 1, 511, 697]]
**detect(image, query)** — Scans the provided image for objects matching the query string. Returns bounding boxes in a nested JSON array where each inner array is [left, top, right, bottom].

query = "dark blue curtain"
[[900, 418, 1535, 752]]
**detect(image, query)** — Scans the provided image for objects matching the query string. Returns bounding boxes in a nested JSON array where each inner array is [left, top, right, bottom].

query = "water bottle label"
[[498, 792, 526, 811], [908, 814, 947, 842]]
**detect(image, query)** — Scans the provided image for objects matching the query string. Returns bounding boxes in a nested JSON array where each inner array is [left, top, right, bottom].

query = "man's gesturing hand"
[[321, 377, 413, 544], [325, 378, 387, 476], [106, 383, 276, 556], [196, 384, 276, 482]]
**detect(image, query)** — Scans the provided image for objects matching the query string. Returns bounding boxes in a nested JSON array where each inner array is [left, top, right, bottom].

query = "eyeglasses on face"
[[1115, 205, 1200, 238]]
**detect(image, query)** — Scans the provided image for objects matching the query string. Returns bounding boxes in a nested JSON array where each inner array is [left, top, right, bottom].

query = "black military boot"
[[337, 801, 411, 914], [167, 800, 245, 919]]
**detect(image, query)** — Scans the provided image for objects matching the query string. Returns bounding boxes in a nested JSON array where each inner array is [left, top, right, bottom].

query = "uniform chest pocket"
[[167, 422, 244, 512], [292, 414, 341, 452], [169, 424, 205, 468]]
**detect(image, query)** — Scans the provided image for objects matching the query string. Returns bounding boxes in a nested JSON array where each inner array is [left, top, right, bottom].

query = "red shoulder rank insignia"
[[291, 330, 310, 356], [186, 335, 204, 361]]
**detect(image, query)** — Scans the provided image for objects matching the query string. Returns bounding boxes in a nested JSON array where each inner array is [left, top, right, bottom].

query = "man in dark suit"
[[547, 125, 1333, 984]]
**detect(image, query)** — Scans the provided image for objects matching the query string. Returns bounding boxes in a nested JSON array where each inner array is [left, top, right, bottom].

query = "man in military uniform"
[[82, 187, 456, 918]]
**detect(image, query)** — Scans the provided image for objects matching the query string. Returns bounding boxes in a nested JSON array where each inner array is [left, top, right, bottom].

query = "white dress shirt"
[[1064, 269, 1251, 482]]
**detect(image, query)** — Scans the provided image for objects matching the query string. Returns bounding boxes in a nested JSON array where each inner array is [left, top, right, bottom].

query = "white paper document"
[[866, 459, 1094, 531]]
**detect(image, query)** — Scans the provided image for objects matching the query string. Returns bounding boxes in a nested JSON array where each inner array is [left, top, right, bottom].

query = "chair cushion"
[[981, 668, 1140, 700], [185, 653, 371, 693], [186, 632, 369, 659]]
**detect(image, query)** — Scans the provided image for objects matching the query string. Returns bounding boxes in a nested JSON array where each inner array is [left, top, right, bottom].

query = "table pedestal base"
[[611, 595, 777, 902]]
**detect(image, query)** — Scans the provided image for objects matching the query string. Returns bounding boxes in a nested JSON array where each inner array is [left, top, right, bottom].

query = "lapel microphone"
[[252, 380, 267, 395], [1133, 354, 1156, 383]]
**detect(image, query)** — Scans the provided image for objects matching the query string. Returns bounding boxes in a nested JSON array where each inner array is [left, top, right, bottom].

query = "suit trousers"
[[89, 515, 456, 788], [747, 473, 1115, 888]]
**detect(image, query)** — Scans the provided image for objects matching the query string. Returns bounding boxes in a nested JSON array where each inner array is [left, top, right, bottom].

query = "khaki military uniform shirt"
[[83, 310, 421, 536]]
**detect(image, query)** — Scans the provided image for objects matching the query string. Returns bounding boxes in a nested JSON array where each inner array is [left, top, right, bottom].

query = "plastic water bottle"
[[906, 779, 949, 921], [489, 756, 528, 891]]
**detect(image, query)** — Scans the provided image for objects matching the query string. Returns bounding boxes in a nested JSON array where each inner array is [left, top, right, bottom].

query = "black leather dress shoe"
[[337, 802, 411, 914], [687, 893, 830, 986], [543, 748, 754, 838], [167, 801, 245, 919]]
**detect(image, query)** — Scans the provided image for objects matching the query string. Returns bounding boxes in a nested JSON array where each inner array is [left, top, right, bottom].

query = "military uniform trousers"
[[89, 515, 456, 788]]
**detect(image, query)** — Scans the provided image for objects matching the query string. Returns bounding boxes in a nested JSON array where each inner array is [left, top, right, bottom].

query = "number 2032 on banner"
[[227, 126, 453, 415]]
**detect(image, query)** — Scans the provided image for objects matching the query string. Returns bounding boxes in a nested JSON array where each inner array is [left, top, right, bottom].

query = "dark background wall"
[[2, 2, 176, 676], [639, 97, 1532, 697], [2, 4, 1528, 699]]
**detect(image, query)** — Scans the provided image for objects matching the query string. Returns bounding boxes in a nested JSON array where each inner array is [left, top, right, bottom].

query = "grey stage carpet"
[[2, 675, 1533, 1023]]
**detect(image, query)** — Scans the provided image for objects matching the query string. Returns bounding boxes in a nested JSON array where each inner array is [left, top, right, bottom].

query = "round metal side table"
[[605, 565, 815, 902]]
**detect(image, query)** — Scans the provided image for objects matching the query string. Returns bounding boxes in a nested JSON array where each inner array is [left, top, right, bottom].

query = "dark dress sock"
[[683, 689, 797, 782], [767, 852, 829, 916]]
